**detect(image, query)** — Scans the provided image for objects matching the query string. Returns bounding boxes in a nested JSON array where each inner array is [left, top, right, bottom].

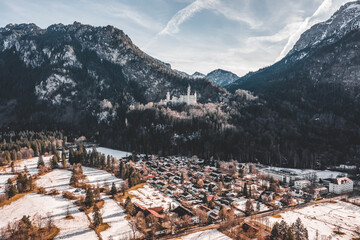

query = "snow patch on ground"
[[0, 193, 97, 240], [233, 197, 270, 212], [0, 156, 52, 175], [129, 184, 177, 211], [0, 174, 15, 193], [262, 201, 360, 240], [36, 169, 82, 195], [267, 166, 346, 180], [86, 147, 131, 160], [100, 194, 139, 240], [180, 229, 232, 240], [82, 166, 123, 188]]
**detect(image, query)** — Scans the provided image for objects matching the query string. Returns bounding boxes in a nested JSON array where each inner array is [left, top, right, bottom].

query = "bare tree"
[[129, 218, 137, 240]]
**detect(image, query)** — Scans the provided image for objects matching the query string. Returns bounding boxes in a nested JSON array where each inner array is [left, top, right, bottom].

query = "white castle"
[[161, 85, 197, 105]]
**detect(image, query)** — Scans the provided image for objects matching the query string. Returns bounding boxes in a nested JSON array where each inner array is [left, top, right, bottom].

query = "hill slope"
[[0, 22, 225, 129]]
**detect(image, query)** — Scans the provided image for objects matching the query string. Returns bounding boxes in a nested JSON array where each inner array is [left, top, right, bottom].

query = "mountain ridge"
[[0, 22, 226, 128]]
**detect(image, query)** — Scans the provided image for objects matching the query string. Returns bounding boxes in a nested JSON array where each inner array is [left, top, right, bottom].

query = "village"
[[80, 146, 357, 240], [0, 142, 359, 240]]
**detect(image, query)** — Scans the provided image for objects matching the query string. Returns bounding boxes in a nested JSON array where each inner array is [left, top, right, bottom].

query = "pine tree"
[[11, 149, 17, 162], [62, 150, 67, 168], [243, 182, 248, 197], [270, 222, 280, 240], [69, 148, 75, 165], [291, 218, 309, 240], [95, 186, 101, 202], [245, 198, 254, 216], [5, 178, 17, 198], [92, 204, 103, 227], [37, 155, 45, 168], [110, 183, 117, 196], [125, 201, 135, 216], [85, 188, 95, 208], [286, 228, 295, 240], [256, 201, 261, 211], [100, 154, 106, 169], [70, 168, 78, 186], [51, 155, 59, 169]]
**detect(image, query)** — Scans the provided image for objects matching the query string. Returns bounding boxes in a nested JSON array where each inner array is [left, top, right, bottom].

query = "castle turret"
[[166, 92, 170, 101]]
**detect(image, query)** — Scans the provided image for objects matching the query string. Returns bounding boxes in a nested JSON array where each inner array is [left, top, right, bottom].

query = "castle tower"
[[187, 85, 191, 104], [194, 91, 197, 104], [166, 92, 170, 101]]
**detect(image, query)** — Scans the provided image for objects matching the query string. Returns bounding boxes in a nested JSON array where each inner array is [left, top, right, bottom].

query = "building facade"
[[329, 177, 353, 194], [161, 85, 197, 105], [294, 180, 311, 189]]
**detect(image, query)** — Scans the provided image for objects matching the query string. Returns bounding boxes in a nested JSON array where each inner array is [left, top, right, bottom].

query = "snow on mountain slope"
[[288, 0, 360, 57], [206, 69, 239, 87]]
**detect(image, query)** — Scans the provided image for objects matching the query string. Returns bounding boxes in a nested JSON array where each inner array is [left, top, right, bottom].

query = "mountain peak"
[[287, 0, 360, 59], [191, 72, 206, 79], [206, 69, 239, 87]]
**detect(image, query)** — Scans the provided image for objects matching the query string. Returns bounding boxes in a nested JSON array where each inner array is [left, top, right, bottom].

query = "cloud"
[[159, 0, 217, 35], [248, 20, 303, 43], [158, 0, 261, 36]]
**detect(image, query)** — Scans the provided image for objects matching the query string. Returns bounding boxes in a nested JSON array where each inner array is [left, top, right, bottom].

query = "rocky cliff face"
[[0, 22, 225, 128]]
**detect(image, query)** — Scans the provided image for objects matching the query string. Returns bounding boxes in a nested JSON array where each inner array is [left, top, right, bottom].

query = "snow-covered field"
[[0, 174, 15, 193], [129, 184, 177, 211], [86, 147, 130, 160], [82, 166, 123, 188], [267, 167, 346, 180], [262, 201, 360, 240], [0, 193, 97, 240], [100, 194, 139, 240], [348, 196, 360, 205], [37, 168, 136, 239], [233, 197, 270, 212], [0, 156, 52, 175], [179, 229, 231, 240], [36, 169, 82, 195]]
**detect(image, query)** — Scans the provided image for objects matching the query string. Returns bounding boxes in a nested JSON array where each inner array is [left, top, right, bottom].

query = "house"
[[291, 189, 304, 198], [329, 177, 353, 194], [294, 180, 311, 189]]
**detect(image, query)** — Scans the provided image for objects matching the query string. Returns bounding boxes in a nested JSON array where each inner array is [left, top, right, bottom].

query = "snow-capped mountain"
[[206, 69, 239, 87], [191, 72, 206, 79], [168, 68, 239, 87], [226, 1, 360, 142], [228, 0, 360, 91], [0, 22, 225, 127], [287, 0, 360, 62]]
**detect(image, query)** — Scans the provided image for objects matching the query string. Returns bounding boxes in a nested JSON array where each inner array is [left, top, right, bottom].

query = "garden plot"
[[0, 174, 15, 193], [82, 166, 123, 188], [233, 197, 270, 212], [86, 147, 130, 160], [129, 184, 177, 211], [0, 193, 97, 240], [100, 194, 140, 240], [262, 201, 360, 240], [0, 155, 52, 175], [180, 229, 232, 240]]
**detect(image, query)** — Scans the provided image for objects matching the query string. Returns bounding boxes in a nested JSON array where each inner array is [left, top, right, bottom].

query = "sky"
[[0, 0, 353, 76]]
